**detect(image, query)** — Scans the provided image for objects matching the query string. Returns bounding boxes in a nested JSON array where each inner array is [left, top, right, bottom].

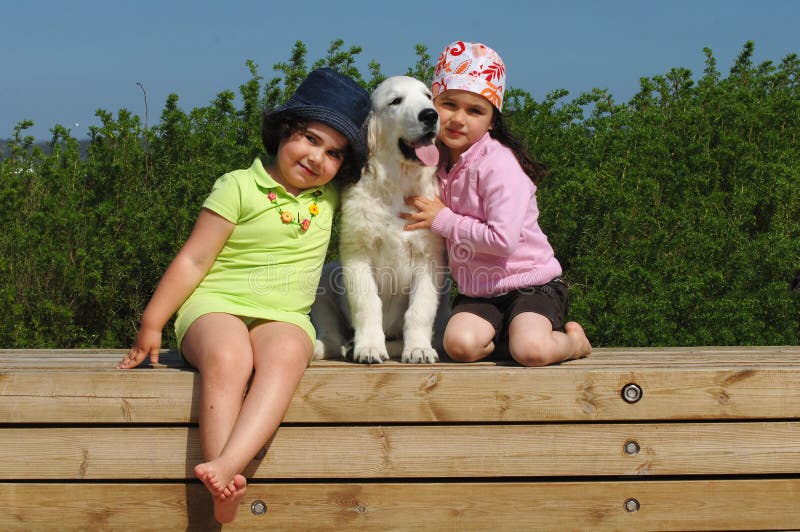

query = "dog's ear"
[[364, 109, 378, 157]]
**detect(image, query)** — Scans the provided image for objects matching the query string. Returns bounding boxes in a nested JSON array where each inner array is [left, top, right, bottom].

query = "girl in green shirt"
[[118, 68, 369, 523]]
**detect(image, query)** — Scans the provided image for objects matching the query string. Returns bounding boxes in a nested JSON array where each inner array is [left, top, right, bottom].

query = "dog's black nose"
[[419, 108, 438, 127]]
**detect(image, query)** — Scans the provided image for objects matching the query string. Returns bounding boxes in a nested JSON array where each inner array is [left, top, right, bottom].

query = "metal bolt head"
[[251, 500, 267, 515], [624, 440, 640, 455], [622, 383, 643, 403], [624, 498, 640, 512]]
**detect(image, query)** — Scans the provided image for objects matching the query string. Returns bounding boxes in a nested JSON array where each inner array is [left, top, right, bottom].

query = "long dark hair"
[[490, 112, 547, 185]]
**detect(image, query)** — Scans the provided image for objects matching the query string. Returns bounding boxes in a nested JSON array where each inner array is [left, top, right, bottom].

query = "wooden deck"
[[1, 346, 799, 530]]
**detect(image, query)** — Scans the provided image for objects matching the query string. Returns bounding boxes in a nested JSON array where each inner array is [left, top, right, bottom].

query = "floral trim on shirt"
[[268, 189, 322, 233]]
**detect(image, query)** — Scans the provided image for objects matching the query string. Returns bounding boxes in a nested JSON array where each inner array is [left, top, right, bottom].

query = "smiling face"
[[267, 121, 348, 195], [434, 89, 495, 163]]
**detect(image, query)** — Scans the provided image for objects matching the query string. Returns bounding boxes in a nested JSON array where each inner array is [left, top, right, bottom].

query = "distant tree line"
[[1, 39, 798, 348]]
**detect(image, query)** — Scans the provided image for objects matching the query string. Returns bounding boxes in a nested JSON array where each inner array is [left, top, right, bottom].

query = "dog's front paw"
[[352, 344, 390, 364], [401, 346, 439, 364]]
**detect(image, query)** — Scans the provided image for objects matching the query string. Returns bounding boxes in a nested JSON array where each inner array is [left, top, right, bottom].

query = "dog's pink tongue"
[[415, 143, 439, 167]]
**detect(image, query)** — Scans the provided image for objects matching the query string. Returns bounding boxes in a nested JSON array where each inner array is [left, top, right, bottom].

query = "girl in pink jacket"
[[403, 41, 592, 366]]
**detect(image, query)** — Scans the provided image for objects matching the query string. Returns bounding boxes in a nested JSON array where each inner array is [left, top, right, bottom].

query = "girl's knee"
[[202, 349, 254, 381], [443, 333, 491, 363], [273, 335, 313, 361], [252, 328, 313, 369], [442, 313, 496, 362]]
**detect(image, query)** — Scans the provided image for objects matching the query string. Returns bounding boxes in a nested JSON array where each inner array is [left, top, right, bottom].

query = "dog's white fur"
[[311, 76, 448, 364]]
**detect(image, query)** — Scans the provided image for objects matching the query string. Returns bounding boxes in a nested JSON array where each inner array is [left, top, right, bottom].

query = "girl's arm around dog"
[[400, 195, 446, 230]]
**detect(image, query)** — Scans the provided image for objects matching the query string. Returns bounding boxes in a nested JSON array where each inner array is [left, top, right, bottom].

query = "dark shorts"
[[451, 278, 570, 350]]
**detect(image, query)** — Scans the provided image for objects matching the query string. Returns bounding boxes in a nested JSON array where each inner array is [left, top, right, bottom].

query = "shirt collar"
[[440, 132, 494, 174]]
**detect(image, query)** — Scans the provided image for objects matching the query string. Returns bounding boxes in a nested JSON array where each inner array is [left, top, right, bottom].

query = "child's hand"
[[118, 326, 162, 369], [401, 195, 446, 231]]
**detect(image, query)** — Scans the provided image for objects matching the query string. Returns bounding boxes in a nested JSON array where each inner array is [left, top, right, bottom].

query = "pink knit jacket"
[[431, 133, 562, 297]]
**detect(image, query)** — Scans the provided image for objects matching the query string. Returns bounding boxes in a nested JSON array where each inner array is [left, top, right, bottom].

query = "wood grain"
[[2, 346, 800, 423], [3, 347, 798, 530], [2, 422, 797, 479], [2, 479, 798, 530]]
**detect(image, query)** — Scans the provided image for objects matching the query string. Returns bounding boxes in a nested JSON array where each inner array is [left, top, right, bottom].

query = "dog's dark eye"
[[389, 97, 403, 106]]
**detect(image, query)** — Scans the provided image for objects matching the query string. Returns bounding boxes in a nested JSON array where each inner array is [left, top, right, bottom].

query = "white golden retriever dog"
[[311, 76, 449, 364]]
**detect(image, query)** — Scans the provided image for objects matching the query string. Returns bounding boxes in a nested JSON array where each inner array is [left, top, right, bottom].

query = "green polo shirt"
[[174, 158, 338, 347]]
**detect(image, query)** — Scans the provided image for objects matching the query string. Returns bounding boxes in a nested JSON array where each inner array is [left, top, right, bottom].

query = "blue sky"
[[3, 0, 799, 140]]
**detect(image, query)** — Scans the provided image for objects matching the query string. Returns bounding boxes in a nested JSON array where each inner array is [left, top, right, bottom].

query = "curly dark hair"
[[489, 112, 547, 185], [261, 112, 360, 186]]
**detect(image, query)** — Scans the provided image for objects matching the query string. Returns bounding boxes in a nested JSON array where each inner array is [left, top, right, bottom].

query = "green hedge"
[[1, 40, 798, 348]]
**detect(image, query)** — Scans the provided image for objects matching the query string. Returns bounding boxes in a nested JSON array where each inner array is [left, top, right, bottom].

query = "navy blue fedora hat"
[[263, 68, 370, 171]]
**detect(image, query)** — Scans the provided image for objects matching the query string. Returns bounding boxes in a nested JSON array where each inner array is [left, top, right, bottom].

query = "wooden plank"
[[0, 348, 130, 355], [2, 363, 800, 423], [0, 349, 186, 369], [4, 358, 800, 370], [0, 369, 199, 423], [2, 479, 799, 530], [3, 345, 798, 356], [2, 422, 798, 480], [1, 483, 218, 530], [2, 345, 800, 368]]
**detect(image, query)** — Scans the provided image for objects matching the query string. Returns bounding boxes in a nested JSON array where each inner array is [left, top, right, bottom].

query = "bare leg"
[[181, 313, 255, 522], [507, 313, 592, 367], [193, 321, 312, 505], [182, 314, 254, 463], [442, 312, 497, 362]]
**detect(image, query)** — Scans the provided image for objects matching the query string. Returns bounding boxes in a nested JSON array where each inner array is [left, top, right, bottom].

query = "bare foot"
[[565, 321, 592, 359], [214, 474, 247, 523], [194, 460, 236, 499]]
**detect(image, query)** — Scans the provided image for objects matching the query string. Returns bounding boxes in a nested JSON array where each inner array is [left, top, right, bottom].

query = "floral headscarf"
[[432, 41, 506, 111]]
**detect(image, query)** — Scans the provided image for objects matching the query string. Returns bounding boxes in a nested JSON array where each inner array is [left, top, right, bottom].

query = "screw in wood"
[[251, 500, 267, 515], [621, 383, 643, 403], [624, 440, 640, 455], [624, 498, 640, 512]]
